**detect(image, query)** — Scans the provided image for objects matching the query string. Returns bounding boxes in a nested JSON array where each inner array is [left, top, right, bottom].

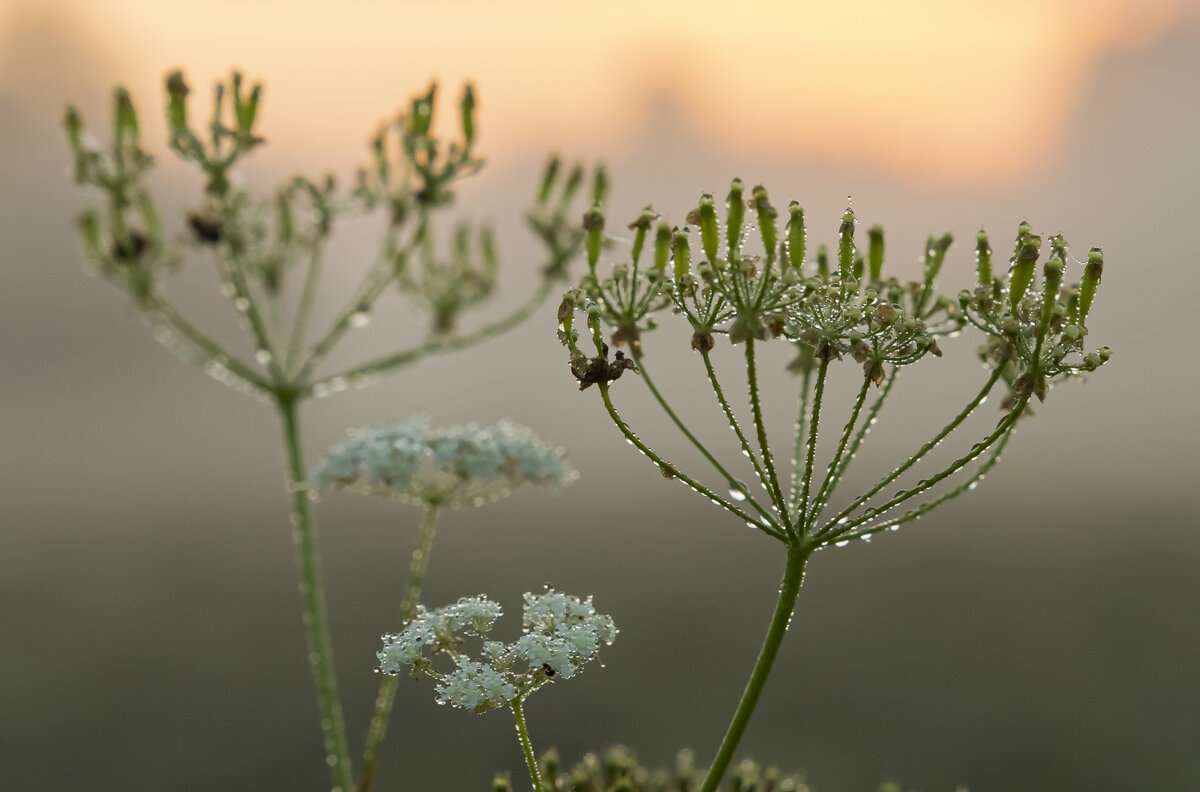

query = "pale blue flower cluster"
[[377, 589, 616, 713], [312, 416, 576, 507]]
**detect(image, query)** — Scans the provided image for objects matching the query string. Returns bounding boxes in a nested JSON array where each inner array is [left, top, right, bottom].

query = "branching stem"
[[277, 397, 354, 792], [358, 504, 441, 792], [698, 542, 811, 792]]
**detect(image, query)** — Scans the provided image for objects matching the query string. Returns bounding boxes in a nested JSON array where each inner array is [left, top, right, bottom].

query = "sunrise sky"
[[2, 0, 1191, 185]]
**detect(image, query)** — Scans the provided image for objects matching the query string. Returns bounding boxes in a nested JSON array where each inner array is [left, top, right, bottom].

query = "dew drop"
[[835, 540, 849, 548], [350, 310, 372, 328], [255, 349, 272, 365], [234, 296, 250, 312], [728, 480, 749, 502]]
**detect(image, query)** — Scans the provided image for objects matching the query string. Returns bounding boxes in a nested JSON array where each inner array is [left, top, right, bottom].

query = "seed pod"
[[1078, 247, 1103, 325], [1009, 234, 1041, 312], [165, 71, 190, 135], [113, 87, 138, 153], [867, 224, 884, 281], [560, 163, 584, 208], [697, 194, 719, 263], [924, 232, 953, 290], [409, 83, 436, 138], [752, 185, 778, 263], [654, 222, 671, 275], [816, 244, 830, 280], [976, 229, 992, 286], [582, 204, 604, 273], [672, 226, 692, 281], [786, 202, 806, 272], [726, 178, 744, 261], [837, 207, 856, 280], [537, 156, 561, 205], [628, 206, 654, 266], [460, 83, 476, 146], [591, 164, 608, 206], [1039, 254, 1064, 336]]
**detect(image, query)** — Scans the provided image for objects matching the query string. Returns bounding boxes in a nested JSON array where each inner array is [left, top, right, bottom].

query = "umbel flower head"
[[377, 589, 617, 713], [312, 416, 576, 507]]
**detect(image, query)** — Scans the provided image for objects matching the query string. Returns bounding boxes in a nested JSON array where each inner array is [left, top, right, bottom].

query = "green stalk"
[[633, 352, 780, 531], [596, 382, 782, 540], [510, 697, 545, 792], [143, 294, 272, 393], [745, 337, 787, 513], [788, 366, 813, 524], [797, 358, 831, 531], [358, 504, 441, 792], [286, 240, 326, 375], [825, 366, 1002, 531], [307, 278, 555, 395], [698, 543, 811, 792], [277, 396, 354, 791], [808, 375, 871, 528], [700, 349, 774, 513]]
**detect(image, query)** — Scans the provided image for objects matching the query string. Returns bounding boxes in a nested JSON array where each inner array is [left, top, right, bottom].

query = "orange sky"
[[2, 0, 1192, 186]]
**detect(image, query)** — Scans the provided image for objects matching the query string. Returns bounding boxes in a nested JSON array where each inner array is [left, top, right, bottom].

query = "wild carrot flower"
[[312, 416, 577, 508], [378, 589, 616, 712]]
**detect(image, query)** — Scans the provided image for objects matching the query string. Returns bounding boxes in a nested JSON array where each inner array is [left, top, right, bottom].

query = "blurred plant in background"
[[64, 71, 599, 792], [558, 180, 1110, 791]]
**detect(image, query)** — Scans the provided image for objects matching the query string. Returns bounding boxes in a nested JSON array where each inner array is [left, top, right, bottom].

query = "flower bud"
[[1077, 247, 1103, 326], [867, 224, 884, 281], [786, 201, 806, 272]]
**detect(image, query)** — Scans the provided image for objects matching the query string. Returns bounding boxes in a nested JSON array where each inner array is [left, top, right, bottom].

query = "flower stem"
[[510, 697, 545, 792], [698, 542, 811, 792], [277, 396, 354, 791], [745, 337, 787, 515], [306, 278, 555, 396], [358, 504, 441, 792]]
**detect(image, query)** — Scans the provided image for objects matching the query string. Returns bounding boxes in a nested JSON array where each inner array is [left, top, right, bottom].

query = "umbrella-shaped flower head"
[[312, 416, 576, 507]]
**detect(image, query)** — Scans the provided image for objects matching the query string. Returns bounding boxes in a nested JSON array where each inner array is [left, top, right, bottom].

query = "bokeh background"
[[3, 1, 1199, 790]]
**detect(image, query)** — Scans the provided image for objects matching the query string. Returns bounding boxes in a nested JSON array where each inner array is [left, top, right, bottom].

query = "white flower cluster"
[[312, 416, 577, 507], [377, 589, 616, 713], [378, 595, 503, 667]]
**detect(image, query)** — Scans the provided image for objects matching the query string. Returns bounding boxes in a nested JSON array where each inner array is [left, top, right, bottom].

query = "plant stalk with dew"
[[65, 71, 598, 792], [559, 181, 1110, 790]]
